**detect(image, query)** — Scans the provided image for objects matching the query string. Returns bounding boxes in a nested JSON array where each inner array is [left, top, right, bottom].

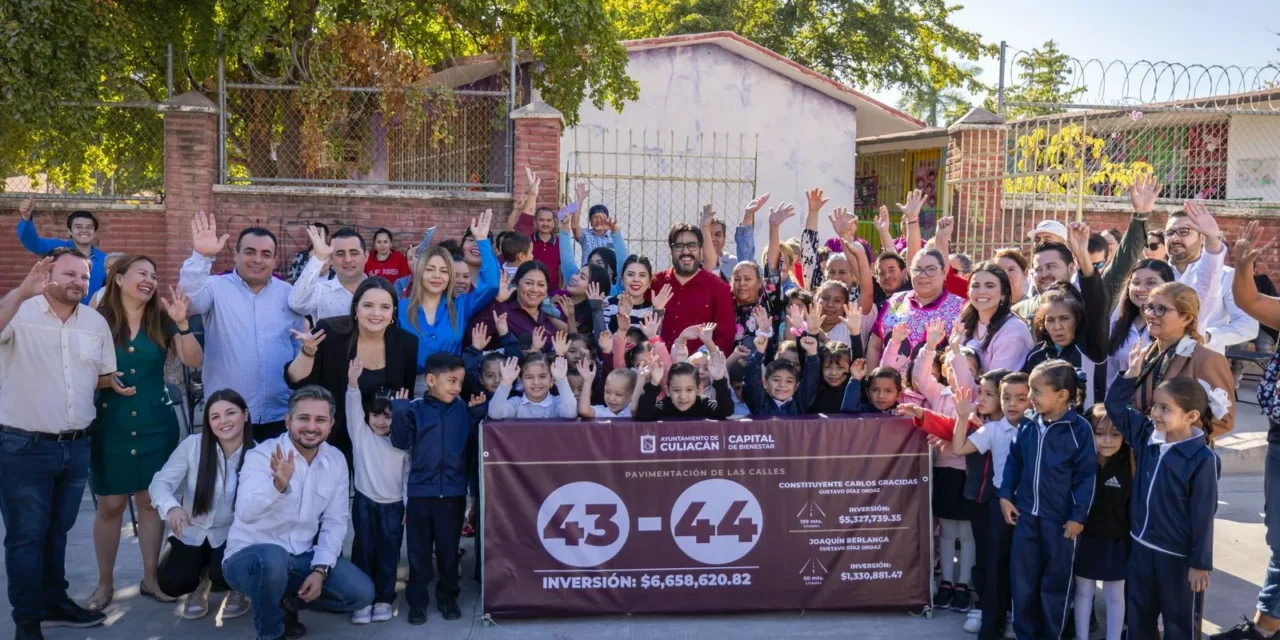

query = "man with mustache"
[[1165, 201, 1258, 354], [223, 385, 374, 640], [652, 223, 737, 354], [0, 249, 123, 639]]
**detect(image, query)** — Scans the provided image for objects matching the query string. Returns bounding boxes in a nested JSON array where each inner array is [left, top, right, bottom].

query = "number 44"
[[675, 501, 758, 544]]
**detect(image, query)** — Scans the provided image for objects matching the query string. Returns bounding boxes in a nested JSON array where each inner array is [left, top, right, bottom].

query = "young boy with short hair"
[[743, 334, 820, 416]]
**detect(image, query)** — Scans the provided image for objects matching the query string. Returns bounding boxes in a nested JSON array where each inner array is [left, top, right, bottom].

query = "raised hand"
[[799, 335, 818, 356], [1126, 337, 1147, 378], [648, 360, 665, 385], [891, 321, 910, 345], [470, 209, 494, 240], [806, 188, 830, 213], [552, 330, 570, 357], [525, 167, 542, 199], [753, 334, 769, 353], [17, 196, 34, 221], [395, 388, 410, 400], [552, 295, 574, 320], [651, 283, 674, 311], [745, 193, 771, 216], [587, 281, 606, 301], [165, 506, 193, 538], [805, 301, 823, 334], [700, 204, 716, 230], [954, 384, 976, 417], [597, 330, 614, 354], [768, 202, 797, 228], [580, 359, 597, 382], [270, 444, 296, 492], [529, 326, 548, 353], [496, 270, 513, 303], [1068, 221, 1091, 255], [191, 211, 230, 258], [575, 181, 588, 204], [306, 224, 332, 262], [471, 323, 490, 351], [493, 311, 509, 336], [843, 302, 862, 335], [159, 286, 190, 323], [786, 304, 807, 334], [291, 319, 327, 354], [894, 403, 925, 419], [347, 356, 364, 388], [1129, 173, 1161, 214], [829, 206, 856, 239], [499, 356, 520, 386], [924, 318, 945, 349], [699, 322, 717, 347], [640, 313, 662, 339], [896, 189, 926, 223], [936, 216, 955, 239], [1184, 200, 1222, 241], [468, 392, 487, 408], [678, 324, 702, 343], [551, 356, 569, 381], [751, 305, 770, 334], [708, 349, 728, 380], [1233, 220, 1275, 271], [874, 205, 891, 235], [850, 357, 868, 379], [728, 344, 751, 364], [16, 257, 54, 300]]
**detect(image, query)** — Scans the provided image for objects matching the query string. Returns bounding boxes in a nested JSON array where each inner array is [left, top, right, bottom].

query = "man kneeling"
[[223, 386, 374, 639]]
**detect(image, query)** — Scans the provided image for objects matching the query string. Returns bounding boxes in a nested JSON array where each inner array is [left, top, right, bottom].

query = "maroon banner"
[[481, 417, 932, 618]]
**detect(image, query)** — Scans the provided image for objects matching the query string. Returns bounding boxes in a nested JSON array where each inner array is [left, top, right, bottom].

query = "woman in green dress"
[[86, 255, 204, 611]]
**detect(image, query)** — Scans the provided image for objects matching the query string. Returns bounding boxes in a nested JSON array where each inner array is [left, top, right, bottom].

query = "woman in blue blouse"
[[398, 211, 498, 395]]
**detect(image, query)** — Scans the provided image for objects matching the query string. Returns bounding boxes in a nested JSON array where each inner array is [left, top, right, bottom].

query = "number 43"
[[675, 501, 758, 543], [542, 504, 620, 547]]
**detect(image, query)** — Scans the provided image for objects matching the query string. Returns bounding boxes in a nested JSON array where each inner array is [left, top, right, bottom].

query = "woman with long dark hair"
[[604, 255, 659, 332], [149, 389, 254, 619], [959, 262, 1033, 372], [87, 255, 204, 610], [1104, 259, 1177, 394], [555, 263, 612, 339], [285, 277, 418, 458], [469, 260, 561, 352]]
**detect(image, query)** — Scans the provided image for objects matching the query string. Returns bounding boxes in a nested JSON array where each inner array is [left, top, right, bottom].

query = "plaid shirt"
[[578, 229, 614, 263]]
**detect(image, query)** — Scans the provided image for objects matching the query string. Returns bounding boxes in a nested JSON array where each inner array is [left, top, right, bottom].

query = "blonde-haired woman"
[[1132, 281, 1236, 438], [396, 211, 497, 395]]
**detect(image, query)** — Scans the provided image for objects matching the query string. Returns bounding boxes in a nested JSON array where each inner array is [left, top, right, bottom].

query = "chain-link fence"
[[1, 103, 165, 203], [221, 84, 511, 191]]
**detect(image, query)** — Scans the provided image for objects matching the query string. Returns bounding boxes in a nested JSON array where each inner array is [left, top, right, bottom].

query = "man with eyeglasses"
[[15, 197, 109, 303], [651, 223, 736, 354], [1165, 201, 1258, 354]]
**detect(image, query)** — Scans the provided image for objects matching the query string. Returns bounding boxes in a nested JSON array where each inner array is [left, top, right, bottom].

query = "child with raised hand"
[[840, 358, 906, 414], [743, 331, 820, 416], [1071, 404, 1130, 640], [634, 352, 734, 420], [879, 320, 912, 372], [390, 352, 477, 625], [346, 359, 411, 625], [577, 361, 636, 419], [811, 341, 854, 414], [487, 353, 578, 420], [1105, 342, 1222, 640], [997, 360, 1097, 640]]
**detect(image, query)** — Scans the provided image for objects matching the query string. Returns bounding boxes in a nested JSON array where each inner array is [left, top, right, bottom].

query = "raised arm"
[[458, 213, 499, 317], [389, 398, 417, 450], [1232, 221, 1280, 330], [873, 206, 894, 255], [899, 190, 924, 265], [765, 203, 796, 274], [287, 226, 333, 317], [1101, 178, 1153, 301], [508, 168, 540, 232], [735, 194, 765, 271], [232, 448, 289, 524], [700, 205, 721, 274], [1103, 347, 1155, 446], [179, 211, 230, 316], [0, 258, 52, 337], [801, 189, 829, 288], [15, 198, 69, 256], [1069, 222, 1112, 361]]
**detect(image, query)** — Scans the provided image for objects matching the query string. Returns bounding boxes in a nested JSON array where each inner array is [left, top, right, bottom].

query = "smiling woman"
[[284, 277, 419, 460]]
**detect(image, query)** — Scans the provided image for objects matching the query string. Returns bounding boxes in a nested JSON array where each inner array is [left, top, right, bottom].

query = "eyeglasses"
[[1142, 303, 1170, 317], [1168, 227, 1197, 239], [1146, 242, 1163, 250], [910, 265, 941, 277], [670, 242, 702, 253]]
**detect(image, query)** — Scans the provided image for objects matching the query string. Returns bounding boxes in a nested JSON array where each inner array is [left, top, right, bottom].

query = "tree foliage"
[[1001, 40, 1086, 119], [1005, 123, 1154, 196], [0, 0, 638, 193], [897, 65, 982, 127], [608, 0, 994, 95]]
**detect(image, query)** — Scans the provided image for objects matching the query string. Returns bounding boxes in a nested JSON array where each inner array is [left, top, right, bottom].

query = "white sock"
[[939, 518, 961, 584], [1102, 580, 1124, 640], [1073, 576, 1095, 640], [957, 520, 975, 586]]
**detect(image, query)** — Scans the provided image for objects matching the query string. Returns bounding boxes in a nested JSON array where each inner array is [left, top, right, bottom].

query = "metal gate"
[[562, 128, 758, 270]]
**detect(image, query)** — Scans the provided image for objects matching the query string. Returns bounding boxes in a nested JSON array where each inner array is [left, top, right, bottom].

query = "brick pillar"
[[161, 92, 220, 282], [946, 109, 1006, 254], [509, 98, 564, 224]]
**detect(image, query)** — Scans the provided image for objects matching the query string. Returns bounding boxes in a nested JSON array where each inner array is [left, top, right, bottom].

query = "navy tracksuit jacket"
[[743, 351, 820, 416], [997, 409, 1097, 640], [1105, 375, 1220, 640]]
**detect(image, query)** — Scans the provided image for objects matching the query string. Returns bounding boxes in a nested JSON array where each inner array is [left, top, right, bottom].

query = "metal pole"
[[507, 36, 517, 193], [997, 41, 1007, 116], [218, 30, 225, 184], [166, 44, 174, 100]]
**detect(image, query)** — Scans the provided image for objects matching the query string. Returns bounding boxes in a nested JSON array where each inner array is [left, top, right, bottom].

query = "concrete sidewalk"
[[0, 476, 1270, 639]]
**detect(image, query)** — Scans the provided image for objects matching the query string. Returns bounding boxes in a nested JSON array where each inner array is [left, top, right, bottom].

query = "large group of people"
[[2, 169, 1279, 640]]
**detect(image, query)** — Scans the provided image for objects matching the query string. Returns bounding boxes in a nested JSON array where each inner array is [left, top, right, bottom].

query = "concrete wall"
[[564, 43, 857, 265], [1227, 115, 1280, 202]]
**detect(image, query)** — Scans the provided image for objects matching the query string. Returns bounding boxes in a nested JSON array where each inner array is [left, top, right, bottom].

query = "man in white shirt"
[[289, 226, 368, 321], [1166, 202, 1259, 354], [222, 386, 373, 640], [0, 249, 119, 638]]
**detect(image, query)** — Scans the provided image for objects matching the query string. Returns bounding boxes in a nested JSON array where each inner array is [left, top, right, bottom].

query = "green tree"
[[1001, 40, 1087, 119], [898, 65, 983, 127], [0, 0, 638, 193], [609, 0, 994, 97]]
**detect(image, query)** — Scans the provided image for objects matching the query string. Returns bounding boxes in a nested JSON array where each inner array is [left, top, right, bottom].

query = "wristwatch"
[[312, 565, 332, 579]]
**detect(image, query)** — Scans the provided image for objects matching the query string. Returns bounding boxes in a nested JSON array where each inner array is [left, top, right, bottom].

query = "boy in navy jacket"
[[743, 334, 820, 416], [391, 353, 474, 625]]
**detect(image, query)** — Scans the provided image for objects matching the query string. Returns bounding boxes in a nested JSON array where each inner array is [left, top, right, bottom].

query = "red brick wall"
[[0, 206, 168, 288], [512, 114, 563, 213]]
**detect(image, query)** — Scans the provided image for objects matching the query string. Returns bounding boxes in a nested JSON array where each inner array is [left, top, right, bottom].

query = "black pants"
[[979, 498, 1014, 640], [351, 492, 405, 606], [252, 421, 286, 443], [969, 499, 989, 605], [406, 496, 465, 609], [157, 537, 228, 598]]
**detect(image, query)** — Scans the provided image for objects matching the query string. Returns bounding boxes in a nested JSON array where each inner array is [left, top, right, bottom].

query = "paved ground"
[[0, 473, 1269, 639]]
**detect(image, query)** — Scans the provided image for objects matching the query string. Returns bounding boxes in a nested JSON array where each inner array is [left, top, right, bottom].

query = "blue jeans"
[[223, 545, 374, 640], [351, 492, 404, 606], [0, 431, 91, 624], [1260, 442, 1280, 618]]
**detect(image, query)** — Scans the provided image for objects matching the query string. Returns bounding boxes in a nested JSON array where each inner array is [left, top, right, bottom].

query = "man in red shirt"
[[512, 207, 563, 290], [652, 223, 737, 354]]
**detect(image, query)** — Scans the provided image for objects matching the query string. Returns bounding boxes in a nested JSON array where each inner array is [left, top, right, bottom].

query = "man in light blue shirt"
[[180, 211, 303, 441], [15, 197, 108, 302]]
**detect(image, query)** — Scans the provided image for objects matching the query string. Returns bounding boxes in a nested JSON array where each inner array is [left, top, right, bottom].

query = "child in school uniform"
[[812, 341, 855, 414], [998, 359, 1098, 640], [345, 360, 411, 625], [487, 353, 578, 420], [390, 353, 476, 625], [743, 333, 820, 416], [578, 362, 636, 419], [634, 356, 734, 420], [840, 360, 906, 414], [1106, 343, 1223, 640], [1072, 404, 1131, 640]]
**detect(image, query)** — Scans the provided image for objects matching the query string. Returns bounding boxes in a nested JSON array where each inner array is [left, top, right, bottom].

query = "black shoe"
[[40, 600, 106, 629], [1210, 617, 1270, 640], [439, 600, 461, 621], [408, 607, 427, 625], [949, 584, 972, 613], [932, 581, 954, 608], [14, 621, 43, 640], [283, 611, 306, 639], [280, 596, 304, 613]]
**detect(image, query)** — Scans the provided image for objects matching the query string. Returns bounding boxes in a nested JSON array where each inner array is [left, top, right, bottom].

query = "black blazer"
[[284, 316, 420, 461]]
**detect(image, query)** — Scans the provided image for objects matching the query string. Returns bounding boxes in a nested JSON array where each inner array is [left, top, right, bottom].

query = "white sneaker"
[[351, 605, 372, 625], [1003, 613, 1016, 639], [371, 602, 393, 622], [963, 608, 982, 633], [222, 592, 251, 619], [181, 577, 212, 620]]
